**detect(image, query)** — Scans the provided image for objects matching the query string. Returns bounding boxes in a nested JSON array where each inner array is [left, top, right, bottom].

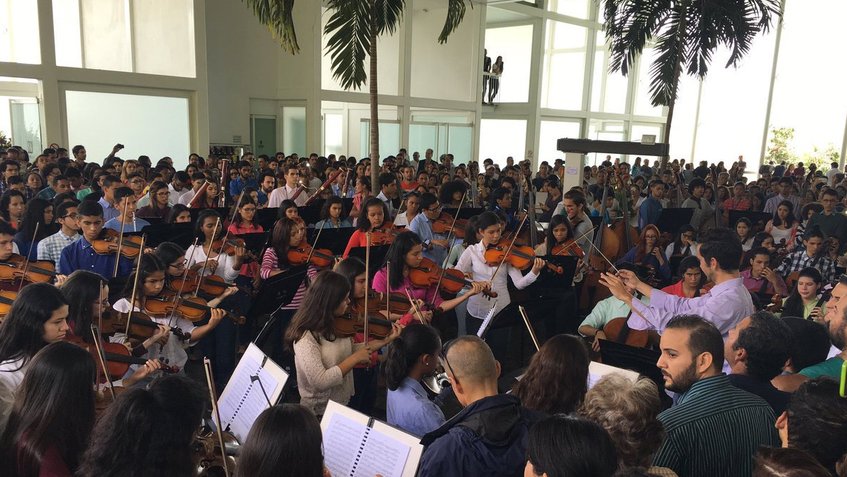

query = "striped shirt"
[[653, 374, 779, 477], [260, 248, 316, 310]]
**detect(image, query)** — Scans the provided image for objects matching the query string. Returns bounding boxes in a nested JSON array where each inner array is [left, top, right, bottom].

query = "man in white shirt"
[[178, 172, 209, 206], [168, 171, 191, 206], [376, 172, 399, 219], [826, 161, 840, 187], [268, 164, 307, 208]]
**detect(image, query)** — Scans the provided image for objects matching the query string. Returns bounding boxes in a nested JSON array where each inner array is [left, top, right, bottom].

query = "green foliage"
[[0, 131, 10, 149], [603, 0, 782, 108], [240, 0, 299, 54], [766, 126, 795, 164]]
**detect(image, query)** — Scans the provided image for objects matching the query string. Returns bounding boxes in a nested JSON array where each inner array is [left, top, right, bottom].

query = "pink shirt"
[[372, 267, 443, 309]]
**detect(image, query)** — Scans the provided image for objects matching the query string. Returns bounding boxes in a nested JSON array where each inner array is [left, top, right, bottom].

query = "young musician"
[[393, 191, 420, 227], [0, 341, 95, 477], [58, 200, 134, 279], [534, 214, 582, 257], [383, 323, 446, 437], [268, 164, 307, 208], [226, 196, 263, 289], [661, 255, 704, 298], [779, 267, 826, 321], [104, 186, 149, 233], [236, 404, 327, 477], [278, 199, 300, 221], [348, 175, 371, 225], [165, 203, 192, 224], [342, 198, 392, 258], [408, 193, 451, 264], [556, 189, 594, 256], [284, 270, 400, 416], [135, 180, 171, 219], [736, 217, 753, 251], [664, 224, 697, 259], [578, 263, 652, 351], [314, 195, 352, 229], [14, 197, 57, 260], [77, 375, 206, 476], [112, 254, 225, 372], [741, 247, 789, 298], [776, 228, 837, 284], [454, 211, 542, 335], [0, 283, 68, 432], [616, 224, 671, 284], [37, 199, 81, 264], [185, 209, 246, 285], [0, 189, 25, 230]]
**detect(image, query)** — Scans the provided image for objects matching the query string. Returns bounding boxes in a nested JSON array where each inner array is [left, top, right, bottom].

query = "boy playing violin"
[[408, 193, 450, 265], [57, 201, 134, 279]]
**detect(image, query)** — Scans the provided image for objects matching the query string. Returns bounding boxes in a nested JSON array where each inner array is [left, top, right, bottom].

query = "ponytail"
[[382, 324, 441, 391]]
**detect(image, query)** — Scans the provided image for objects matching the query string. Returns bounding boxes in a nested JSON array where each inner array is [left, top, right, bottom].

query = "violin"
[[431, 212, 467, 239], [66, 335, 179, 380], [150, 292, 246, 325], [551, 240, 585, 258], [194, 424, 239, 476], [102, 309, 191, 342], [168, 270, 231, 298], [0, 290, 16, 321], [0, 255, 55, 283], [90, 229, 143, 258], [370, 225, 400, 245], [334, 309, 393, 339], [286, 243, 336, 268], [409, 257, 497, 298], [211, 237, 247, 257], [484, 240, 563, 274], [355, 290, 415, 316]]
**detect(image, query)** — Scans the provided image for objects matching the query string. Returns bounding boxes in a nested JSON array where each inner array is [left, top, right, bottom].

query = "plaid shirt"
[[37, 230, 81, 264], [776, 250, 837, 284]]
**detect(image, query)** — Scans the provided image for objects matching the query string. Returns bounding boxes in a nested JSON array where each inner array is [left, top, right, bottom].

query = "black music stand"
[[256, 208, 278, 231], [443, 207, 484, 220], [347, 245, 391, 280], [298, 204, 323, 225], [307, 227, 356, 256], [236, 232, 270, 255], [143, 217, 164, 226], [532, 255, 578, 291], [143, 222, 195, 248], [655, 208, 694, 233], [250, 265, 309, 340], [189, 207, 229, 224]]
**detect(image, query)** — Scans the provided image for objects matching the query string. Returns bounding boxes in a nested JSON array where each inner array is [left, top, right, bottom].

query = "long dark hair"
[[165, 204, 190, 224], [512, 334, 589, 414], [335, 256, 366, 302], [154, 242, 186, 272], [0, 341, 95, 477], [383, 324, 441, 391], [527, 415, 618, 477], [18, 197, 56, 241], [194, 209, 223, 243], [357, 197, 389, 232], [271, 217, 302, 269], [634, 224, 660, 262], [284, 270, 350, 348], [772, 199, 797, 228], [545, 214, 574, 249], [235, 404, 325, 477], [122, 253, 166, 300], [320, 196, 346, 221], [77, 375, 206, 477], [277, 199, 298, 221], [670, 224, 696, 256], [0, 283, 67, 368], [233, 195, 257, 226], [60, 270, 107, 341], [384, 231, 423, 290], [0, 189, 25, 222], [782, 267, 823, 318]]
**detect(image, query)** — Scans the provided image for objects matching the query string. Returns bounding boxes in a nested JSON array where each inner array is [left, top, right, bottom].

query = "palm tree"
[[242, 0, 470, 188], [602, 0, 782, 168]]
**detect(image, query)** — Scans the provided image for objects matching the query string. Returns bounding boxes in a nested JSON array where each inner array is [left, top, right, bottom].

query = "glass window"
[[410, 4, 477, 101], [0, 0, 40, 64], [447, 125, 473, 164], [65, 90, 191, 168], [591, 32, 628, 114], [409, 124, 438, 159], [80, 0, 132, 72], [282, 106, 306, 157], [549, 0, 590, 20], [53, 0, 82, 67], [587, 119, 624, 164], [0, 95, 41, 153], [360, 121, 400, 158], [633, 47, 664, 117], [539, 120, 581, 165], [479, 119, 526, 166], [323, 113, 344, 158], [484, 25, 533, 103], [132, 0, 196, 77], [542, 21, 587, 111]]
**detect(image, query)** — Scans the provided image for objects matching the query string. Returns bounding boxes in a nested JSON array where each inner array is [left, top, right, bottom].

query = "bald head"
[[446, 336, 498, 385]]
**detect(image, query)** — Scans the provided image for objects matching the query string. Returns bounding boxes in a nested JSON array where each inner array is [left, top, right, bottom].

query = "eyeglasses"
[[439, 339, 460, 386], [169, 261, 186, 270], [427, 205, 442, 213]]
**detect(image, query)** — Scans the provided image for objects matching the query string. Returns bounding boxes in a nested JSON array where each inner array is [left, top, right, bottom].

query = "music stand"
[[256, 208, 278, 231], [142, 217, 164, 226], [298, 204, 323, 225], [307, 227, 356, 256], [443, 207, 484, 220], [189, 207, 229, 224], [236, 231, 270, 255], [589, 215, 603, 228], [531, 255, 578, 290], [249, 265, 309, 334], [347, 245, 391, 280], [143, 222, 195, 248], [655, 208, 694, 233]]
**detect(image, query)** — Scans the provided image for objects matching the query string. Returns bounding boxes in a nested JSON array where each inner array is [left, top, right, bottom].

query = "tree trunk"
[[369, 0, 379, 192], [661, 0, 689, 171]]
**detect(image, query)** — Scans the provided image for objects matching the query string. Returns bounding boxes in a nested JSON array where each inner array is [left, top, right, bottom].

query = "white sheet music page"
[[322, 401, 371, 477], [588, 361, 639, 389], [217, 343, 288, 442]]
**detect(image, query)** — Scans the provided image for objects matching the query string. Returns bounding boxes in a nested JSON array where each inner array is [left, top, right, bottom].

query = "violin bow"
[[195, 217, 222, 298], [363, 232, 371, 345], [431, 191, 467, 308], [518, 305, 540, 352], [304, 217, 326, 266], [385, 260, 391, 321], [586, 239, 655, 328], [203, 357, 231, 477], [552, 226, 596, 256], [404, 287, 424, 324], [168, 238, 200, 329], [124, 234, 146, 338], [90, 324, 117, 401], [490, 213, 529, 283], [214, 189, 246, 259], [18, 222, 38, 291], [113, 196, 129, 278]]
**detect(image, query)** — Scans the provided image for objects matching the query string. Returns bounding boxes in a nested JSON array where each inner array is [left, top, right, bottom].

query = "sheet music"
[[322, 401, 423, 477], [218, 343, 288, 442], [476, 300, 498, 338], [588, 361, 639, 389]]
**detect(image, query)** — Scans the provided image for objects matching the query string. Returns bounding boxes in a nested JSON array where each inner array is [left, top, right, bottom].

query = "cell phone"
[[116, 144, 125, 150]]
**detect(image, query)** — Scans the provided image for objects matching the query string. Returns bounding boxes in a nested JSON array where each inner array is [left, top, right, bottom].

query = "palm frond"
[[241, 0, 299, 54], [438, 0, 471, 43], [647, 9, 684, 107], [373, 0, 405, 35], [606, 0, 673, 76], [324, 0, 372, 90]]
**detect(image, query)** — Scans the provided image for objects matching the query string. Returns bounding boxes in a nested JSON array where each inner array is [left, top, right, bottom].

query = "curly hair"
[[579, 375, 665, 468], [511, 334, 589, 414]]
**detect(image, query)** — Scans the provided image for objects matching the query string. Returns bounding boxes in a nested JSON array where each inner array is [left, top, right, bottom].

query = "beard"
[[829, 319, 847, 350], [664, 360, 699, 393]]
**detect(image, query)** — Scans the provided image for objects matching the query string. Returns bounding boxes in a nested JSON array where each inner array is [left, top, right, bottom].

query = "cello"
[[579, 174, 621, 311], [610, 169, 639, 255]]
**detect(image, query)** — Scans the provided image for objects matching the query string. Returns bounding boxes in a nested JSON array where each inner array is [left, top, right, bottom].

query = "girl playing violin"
[[284, 270, 400, 417], [343, 197, 392, 258], [455, 211, 543, 335], [260, 217, 319, 369], [190, 180, 222, 209], [534, 214, 582, 257], [112, 254, 225, 373], [373, 232, 486, 337], [0, 341, 95, 477], [383, 323, 446, 437], [186, 209, 246, 285], [227, 196, 263, 290], [314, 196, 352, 229]]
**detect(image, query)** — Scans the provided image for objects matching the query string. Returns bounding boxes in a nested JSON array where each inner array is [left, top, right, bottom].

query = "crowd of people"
[[0, 141, 843, 477]]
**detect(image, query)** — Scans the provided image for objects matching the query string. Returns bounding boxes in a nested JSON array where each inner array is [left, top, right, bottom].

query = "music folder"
[[321, 400, 424, 477], [217, 343, 288, 443]]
